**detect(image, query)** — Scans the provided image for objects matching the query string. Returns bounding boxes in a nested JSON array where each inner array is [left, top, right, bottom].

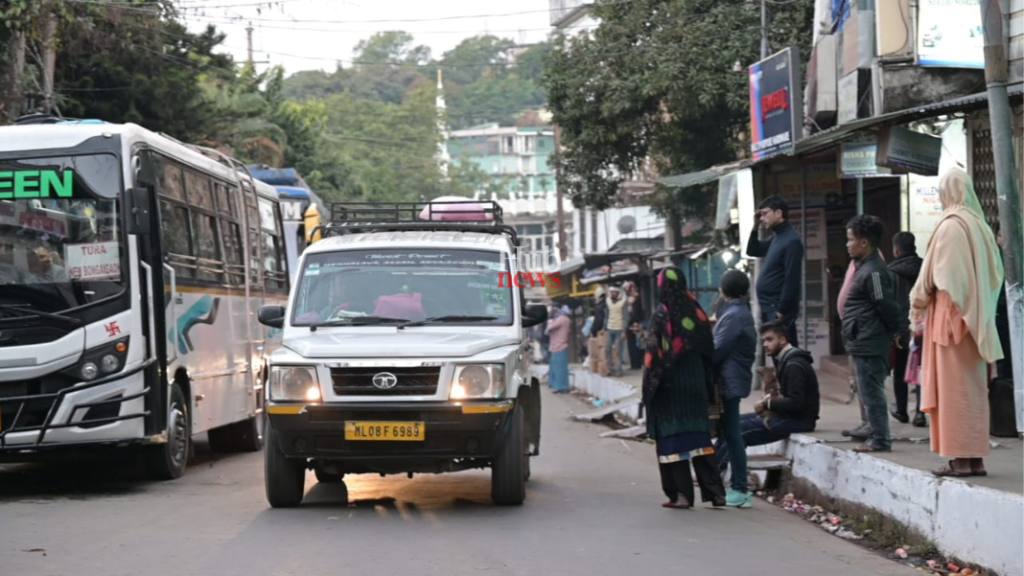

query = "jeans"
[[548, 349, 570, 392], [760, 304, 799, 348], [606, 329, 625, 375], [716, 397, 748, 492], [854, 355, 892, 449], [716, 413, 815, 474]]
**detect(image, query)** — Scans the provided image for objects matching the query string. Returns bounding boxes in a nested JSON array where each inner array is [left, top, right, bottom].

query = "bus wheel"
[[231, 411, 266, 452], [145, 382, 190, 480]]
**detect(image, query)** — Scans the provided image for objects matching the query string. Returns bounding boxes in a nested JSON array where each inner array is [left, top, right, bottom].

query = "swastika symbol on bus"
[[105, 321, 121, 337]]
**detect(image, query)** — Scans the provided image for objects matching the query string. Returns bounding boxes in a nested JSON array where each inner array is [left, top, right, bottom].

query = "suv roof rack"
[[316, 200, 519, 246]]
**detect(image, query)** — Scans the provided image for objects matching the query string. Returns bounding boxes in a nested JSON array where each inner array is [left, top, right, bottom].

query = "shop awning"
[[794, 85, 1023, 156], [658, 159, 756, 190], [656, 84, 1024, 189]]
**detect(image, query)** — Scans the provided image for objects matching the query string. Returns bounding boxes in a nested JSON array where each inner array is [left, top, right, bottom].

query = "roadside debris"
[[758, 491, 983, 574]]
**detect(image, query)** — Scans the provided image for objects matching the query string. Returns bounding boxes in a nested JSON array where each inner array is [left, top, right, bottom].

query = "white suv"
[[257, 201, 547, 508]]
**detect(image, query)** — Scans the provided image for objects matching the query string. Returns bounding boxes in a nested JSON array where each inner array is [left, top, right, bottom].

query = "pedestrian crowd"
[[543, 166, 1012, 509]]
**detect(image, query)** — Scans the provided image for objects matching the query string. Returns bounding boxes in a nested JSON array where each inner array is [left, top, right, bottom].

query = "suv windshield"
[[292, 248, 513, 327], [0, 154, 124, 315]]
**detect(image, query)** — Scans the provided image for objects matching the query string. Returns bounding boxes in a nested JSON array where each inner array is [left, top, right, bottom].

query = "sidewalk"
[[540, 362, 1024, 575]]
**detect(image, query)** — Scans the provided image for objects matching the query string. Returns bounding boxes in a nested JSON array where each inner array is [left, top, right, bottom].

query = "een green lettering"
[[0, 170, 74, 199]]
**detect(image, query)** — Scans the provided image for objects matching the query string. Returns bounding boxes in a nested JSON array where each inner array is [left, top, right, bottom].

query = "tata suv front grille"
[[330, 366, 441, 396]]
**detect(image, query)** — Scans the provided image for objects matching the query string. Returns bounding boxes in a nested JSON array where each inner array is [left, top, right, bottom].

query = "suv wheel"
[[491, 405, 526, 506], [265, 425, 306, 508]]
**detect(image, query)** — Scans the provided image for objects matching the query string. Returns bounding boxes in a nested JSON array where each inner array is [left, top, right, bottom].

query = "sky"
[[177, 0, 557, 75]]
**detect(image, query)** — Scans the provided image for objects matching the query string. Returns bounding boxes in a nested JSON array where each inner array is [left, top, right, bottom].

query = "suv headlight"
[[269, 366, 321, 402], [450, 364, 506, 399]]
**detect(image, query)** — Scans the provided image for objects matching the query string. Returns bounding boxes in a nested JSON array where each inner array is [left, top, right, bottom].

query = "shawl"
[[642, 266, 714, 405], [909, 167, 1005, 363]]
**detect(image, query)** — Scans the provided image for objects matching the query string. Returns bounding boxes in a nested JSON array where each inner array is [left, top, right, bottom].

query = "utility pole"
[[761, 0, 769, 60], [40, 0, 59, 114], [554, 123, 568, 261], [979, 0, 1023, 431], [246, 23, 255, 66]]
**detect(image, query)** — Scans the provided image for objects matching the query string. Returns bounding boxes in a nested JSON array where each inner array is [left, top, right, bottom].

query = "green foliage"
[[543, 0, 815, 214]]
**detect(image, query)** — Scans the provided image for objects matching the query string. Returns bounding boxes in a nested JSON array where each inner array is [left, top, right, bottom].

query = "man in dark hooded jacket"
[[714, 321, 820, 473], [889, 232, 925, 427]]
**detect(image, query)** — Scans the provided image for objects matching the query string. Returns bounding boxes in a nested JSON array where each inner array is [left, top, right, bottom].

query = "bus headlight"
[[269, 366, 320, 402], [450, 364, 506, 399], [64, 337, 130, 382]]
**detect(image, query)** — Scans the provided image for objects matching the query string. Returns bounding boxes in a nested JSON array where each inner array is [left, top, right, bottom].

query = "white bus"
[[0, 116, 289, 479]]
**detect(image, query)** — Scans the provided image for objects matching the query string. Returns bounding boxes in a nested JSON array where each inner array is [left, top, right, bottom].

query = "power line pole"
[[246, 23, 255, 66], [40, 0, 59, 114], [761, 0, 769, 59], [979, 0, 1023, 431], [554, 123, 567, 262]]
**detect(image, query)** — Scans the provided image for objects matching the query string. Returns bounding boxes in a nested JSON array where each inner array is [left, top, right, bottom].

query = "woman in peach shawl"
[[910, 167, 1005, 477]]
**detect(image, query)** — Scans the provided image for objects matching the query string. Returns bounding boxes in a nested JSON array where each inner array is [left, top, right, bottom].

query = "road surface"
[[0, 388, 916, 576]]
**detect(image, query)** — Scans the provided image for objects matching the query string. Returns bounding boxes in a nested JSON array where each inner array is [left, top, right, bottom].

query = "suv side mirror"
[[522, 304, 548, 328], [125, 187, 151, 236], [258, 305, 286, 329]]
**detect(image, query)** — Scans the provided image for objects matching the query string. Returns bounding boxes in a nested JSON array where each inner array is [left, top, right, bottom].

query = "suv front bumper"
[[267, 400, 516, 461]]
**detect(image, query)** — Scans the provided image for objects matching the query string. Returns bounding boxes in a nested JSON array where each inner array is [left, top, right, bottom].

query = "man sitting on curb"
[[715, 321, 821, 483]]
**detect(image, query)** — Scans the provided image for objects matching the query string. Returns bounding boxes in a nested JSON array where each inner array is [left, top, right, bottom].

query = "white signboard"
[[917, 0, 985, 69], [796, 318, 831, 363], [737, 169, 757, 259], [837, 71, 860, 125], [909, 175, 944, 252], [65, 241, 120, 280], [789, 208, 828, 260]]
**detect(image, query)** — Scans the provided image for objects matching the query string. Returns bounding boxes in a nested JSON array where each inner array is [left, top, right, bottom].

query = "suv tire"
[[265, 425, 306, 508], [491, 405, 526, 506]]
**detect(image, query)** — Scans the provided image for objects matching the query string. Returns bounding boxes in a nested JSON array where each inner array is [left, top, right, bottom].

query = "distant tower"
[[436, 69, 451, 179]]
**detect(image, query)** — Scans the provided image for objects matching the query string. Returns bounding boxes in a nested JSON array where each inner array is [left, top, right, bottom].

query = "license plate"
[[344, 421, 425, 441]]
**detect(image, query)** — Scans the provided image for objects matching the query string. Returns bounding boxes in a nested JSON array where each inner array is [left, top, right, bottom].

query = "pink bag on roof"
[[419, 196, 494, 221], [374, 293, 427, 321]]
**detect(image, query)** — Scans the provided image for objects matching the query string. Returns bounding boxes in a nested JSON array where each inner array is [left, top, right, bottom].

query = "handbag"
[[904, 345, 921, 385]]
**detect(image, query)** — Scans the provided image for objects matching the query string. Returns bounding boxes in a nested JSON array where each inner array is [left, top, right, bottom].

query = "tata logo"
[[371, 372, 398, 390]]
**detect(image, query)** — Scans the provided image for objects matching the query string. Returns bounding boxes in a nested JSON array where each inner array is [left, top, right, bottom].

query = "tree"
[[438, 35, 515, 86], [543, 0, 815, 214]]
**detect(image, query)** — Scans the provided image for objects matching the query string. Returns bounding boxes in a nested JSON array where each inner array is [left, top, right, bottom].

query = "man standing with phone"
[[746, 196, 804, 347]]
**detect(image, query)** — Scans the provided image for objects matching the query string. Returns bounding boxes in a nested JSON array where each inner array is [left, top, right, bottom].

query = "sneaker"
[[726, 489, 753, 509], [841, 423, 873, 439]]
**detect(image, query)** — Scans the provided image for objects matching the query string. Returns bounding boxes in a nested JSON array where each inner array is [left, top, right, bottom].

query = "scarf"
[[909, 167, 1005, 363], [642, 266, 714, 405]]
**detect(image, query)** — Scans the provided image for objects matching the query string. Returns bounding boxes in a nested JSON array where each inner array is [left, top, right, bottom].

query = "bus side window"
[[159, 200, 194, 279], [221, 220, 244, 286]]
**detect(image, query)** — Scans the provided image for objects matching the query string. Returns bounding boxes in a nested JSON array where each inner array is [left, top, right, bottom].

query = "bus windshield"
[[291, 248, 514, 328], [0, 154, 124, 314]]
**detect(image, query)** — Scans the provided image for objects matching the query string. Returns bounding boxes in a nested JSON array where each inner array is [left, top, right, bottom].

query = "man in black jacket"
[[715, 321, 820, 474], [747, 196, 805, 347], [889, 232, 925, 427], [843, 216, 901, 453]]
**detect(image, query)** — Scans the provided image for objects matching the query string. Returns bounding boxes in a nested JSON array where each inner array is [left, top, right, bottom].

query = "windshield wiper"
[[398, 315, 498, 328], [310, 316, 408, 331], [0, 304, 82, 327]]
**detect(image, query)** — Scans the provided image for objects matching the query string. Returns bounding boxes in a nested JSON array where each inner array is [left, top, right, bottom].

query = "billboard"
[[749, 47, 804, 161], [917, 0, 985, 69]]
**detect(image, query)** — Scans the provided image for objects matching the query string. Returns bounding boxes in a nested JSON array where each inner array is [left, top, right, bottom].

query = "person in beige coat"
[[910, 167, 1005, 477]]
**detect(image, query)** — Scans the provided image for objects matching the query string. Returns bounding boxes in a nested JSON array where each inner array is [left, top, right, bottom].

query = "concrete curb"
[[749, 435, 1024, 576], [530, 365, 642, 423]]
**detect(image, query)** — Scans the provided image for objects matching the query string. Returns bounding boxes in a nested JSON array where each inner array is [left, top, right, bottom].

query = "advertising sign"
[[877, 126, 942, 175], [789, 209, 828, 261], [749, 47, 803, 160], [839, 141, 894, 178], [65, 241, 121, 280], [917, 0, 985, 69]]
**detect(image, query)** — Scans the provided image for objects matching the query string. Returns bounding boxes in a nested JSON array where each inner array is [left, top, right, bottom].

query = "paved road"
[[1, 389, 916, 576]]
